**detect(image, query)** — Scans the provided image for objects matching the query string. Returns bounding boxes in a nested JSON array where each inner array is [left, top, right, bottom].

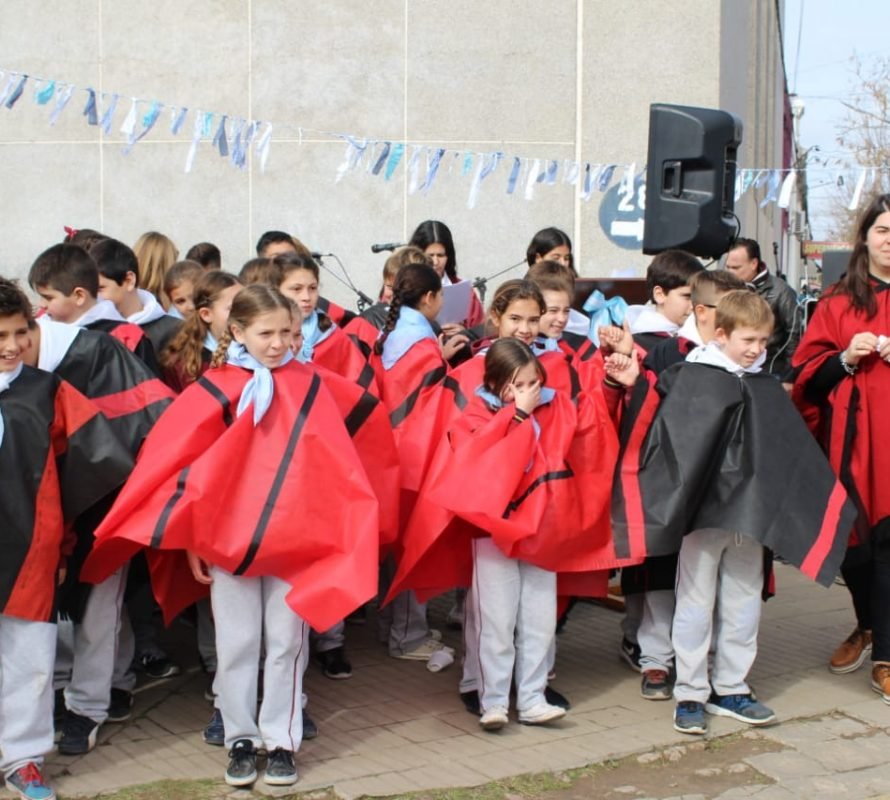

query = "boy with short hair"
[[91, 238, 182, 356], [23, 313, 172, 755], [617, 250, 704, 675], [613, 291, 856, 735], [28, 244, 158, 371], [626, 250, 704, 352], [646, 269, 747, 371], [625, 270, 749, 702], [0, 278, 132, 800]]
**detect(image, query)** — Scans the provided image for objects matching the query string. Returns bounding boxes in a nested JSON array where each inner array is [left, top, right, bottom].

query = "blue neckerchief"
[[381, 305, 437, 370], [226, 341, 294, 425], [203, 331, 219, 354], [0, 362, 24, 448], [168, 305, 184, 320], [583, 290, 629, 346], [300, 309, 336, 363], [531, 336, 560, 355]]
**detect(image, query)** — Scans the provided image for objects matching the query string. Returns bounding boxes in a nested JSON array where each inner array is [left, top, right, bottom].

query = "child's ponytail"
[[374, 293, 403, 356], [373, 262, 441, 356], [210, 328, 233, 368]]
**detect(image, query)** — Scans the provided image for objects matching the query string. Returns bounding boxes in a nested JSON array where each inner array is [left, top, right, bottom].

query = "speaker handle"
[[664, 161, 683, 197]]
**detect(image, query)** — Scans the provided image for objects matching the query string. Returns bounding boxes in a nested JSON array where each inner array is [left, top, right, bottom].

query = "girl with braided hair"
[[374, 262, 468, 662]]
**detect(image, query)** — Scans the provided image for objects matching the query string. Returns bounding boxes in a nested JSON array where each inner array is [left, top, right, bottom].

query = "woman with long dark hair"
[[794, 193, 890, 703], [408, 220, 484, 327]]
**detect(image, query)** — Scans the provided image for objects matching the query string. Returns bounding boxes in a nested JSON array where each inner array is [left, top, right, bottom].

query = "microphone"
[[371, 242, 405, 254], [310, 252, 332, 259]]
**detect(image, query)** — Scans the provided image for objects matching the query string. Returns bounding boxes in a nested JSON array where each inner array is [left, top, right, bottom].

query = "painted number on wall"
[[599, 176, 646, 251]]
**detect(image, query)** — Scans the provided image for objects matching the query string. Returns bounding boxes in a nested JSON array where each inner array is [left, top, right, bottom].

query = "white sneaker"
[[518, 702, 566, 725], [392, 637, 452, 661], [479, 705, 509, 731]]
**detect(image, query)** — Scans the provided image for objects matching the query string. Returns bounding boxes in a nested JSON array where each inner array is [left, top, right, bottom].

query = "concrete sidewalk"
[[11, 565, 889, 799]]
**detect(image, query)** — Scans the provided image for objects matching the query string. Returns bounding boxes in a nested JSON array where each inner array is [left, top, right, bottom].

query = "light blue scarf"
[[0, 362, 24, 448], [531, 336, 560, 355], [226, 341, 293, 425], [203, 331, 219, 354], [299, 309, 336, 363], [381, 305, 437, 371], [583, 290, 629, 346]]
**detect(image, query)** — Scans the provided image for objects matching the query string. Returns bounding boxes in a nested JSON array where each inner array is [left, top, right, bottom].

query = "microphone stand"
[[314, 253, 375, 312], [471, 259, 528, 303]]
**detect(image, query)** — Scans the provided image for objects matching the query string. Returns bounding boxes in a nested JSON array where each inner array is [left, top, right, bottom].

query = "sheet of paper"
[[437, 280, 472, 325]]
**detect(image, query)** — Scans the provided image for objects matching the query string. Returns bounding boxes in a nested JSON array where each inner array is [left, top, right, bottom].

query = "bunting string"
[[0, 65, 887, 211]]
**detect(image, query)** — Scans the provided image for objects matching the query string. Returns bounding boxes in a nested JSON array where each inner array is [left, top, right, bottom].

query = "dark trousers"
[[841, 519, 890, 662]]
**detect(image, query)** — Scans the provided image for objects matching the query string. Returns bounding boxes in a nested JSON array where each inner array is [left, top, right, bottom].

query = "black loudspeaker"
[[820, 250, 851, 288], [643, 103, 743, 259]]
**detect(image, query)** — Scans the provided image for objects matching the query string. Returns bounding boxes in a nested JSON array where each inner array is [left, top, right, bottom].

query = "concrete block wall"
[[0, 0, 787, 309]]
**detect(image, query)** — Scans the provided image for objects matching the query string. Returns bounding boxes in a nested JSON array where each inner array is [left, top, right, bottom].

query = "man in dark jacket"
[[724, 238, 800, 380]]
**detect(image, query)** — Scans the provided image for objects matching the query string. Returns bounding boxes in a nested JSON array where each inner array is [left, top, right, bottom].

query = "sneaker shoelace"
[[15, 763, 44, 786]]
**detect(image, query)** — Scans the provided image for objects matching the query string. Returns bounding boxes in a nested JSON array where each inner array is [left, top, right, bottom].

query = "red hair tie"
[[63, 225, 78, 240]]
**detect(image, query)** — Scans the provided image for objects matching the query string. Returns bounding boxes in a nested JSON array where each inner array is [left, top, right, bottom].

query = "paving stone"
[[806, 734, 890, 772], [31, 567, 890, 799], [744, 750, 831, 782]]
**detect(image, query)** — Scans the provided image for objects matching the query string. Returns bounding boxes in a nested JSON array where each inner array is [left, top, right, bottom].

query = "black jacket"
[[750, 270, 800, 378]]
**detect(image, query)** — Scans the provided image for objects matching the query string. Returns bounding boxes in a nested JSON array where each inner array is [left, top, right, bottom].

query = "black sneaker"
[[302, 709, 318, 740], [107, 688, 134, 722], [225, 739, 257, 787], [544, 685, 571, 710], [619, 637, 642, 672], [203, 708, 225, 746], [58, 710, 100, 755], [460, 690, 481, 716], [136, 653, 181, 679], [264, 747, 298, 785], [317, 646, 353, 680]]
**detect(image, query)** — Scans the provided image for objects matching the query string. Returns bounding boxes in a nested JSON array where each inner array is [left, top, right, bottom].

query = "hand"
[[598, 321, 634, 356], [57, 567, 67, 587], [187, 552, 214, 585], [878, 335, 890, 363], [843, 332, 878, 366], [604, 352, 640, 387], [512, 379, 542, 415], [440, 323, 467, 338], [782, 382, 794, 395], [439, 333, 469, 360]]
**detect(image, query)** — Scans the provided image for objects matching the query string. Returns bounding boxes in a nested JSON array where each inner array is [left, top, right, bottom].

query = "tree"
[[826, 55, 890, 240]]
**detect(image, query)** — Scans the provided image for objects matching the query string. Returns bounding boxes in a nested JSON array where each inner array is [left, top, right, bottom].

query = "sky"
[[782, 0, 887, 239]]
